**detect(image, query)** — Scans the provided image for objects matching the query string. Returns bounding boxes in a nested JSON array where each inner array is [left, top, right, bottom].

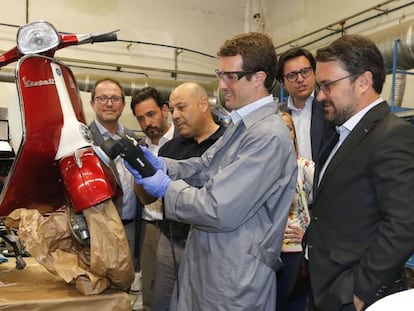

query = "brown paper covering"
[[3, 199, 134, 296]]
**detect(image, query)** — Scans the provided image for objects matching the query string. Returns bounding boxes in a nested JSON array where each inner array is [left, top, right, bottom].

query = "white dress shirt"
[[142, 123, 175, 221], [287, 93, 314, 160], [94, 119, 137, 220]]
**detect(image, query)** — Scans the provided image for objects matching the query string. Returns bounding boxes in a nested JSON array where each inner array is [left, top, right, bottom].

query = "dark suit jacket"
[[279, 94, 335, 162], [306, 101, 414, 310]]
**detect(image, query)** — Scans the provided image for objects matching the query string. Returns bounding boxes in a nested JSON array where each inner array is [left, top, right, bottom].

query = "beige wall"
[[0, 0, 248, 130], [0, 0, 413, 131], [264, 0, 414, 109]]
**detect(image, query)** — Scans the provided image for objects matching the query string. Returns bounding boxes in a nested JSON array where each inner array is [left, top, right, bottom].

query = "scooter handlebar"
[[74, 29, 119, 45], [90, 30, 118, 43]]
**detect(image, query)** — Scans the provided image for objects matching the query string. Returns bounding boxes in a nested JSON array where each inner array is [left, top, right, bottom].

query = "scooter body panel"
[[0, 55, 114, 216], [59, 148, 117, 211]]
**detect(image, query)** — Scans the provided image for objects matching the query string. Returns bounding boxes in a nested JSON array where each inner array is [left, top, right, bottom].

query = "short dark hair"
[[316, 34, 385, 94], [276, 47, 316, 82], [91, 78, 125, 100], [217, 32, 277, 91], [130, 87, 165, 114]]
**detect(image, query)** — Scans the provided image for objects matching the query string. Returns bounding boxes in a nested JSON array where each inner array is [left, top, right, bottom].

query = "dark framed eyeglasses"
[[284, 67, 313, 82], [215, 69, 255, 84], [94, 95, 124, 105], [315, 73, 359, 95]]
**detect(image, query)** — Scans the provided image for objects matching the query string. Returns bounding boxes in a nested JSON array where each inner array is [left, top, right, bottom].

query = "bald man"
[[150, 82, 225, 311]]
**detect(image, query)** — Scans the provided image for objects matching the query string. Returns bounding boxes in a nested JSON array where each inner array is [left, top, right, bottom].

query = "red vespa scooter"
[[0, 21, 120, 269]]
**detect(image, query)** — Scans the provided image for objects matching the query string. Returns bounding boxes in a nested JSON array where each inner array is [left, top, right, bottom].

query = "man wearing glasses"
[[89, 78, 141, 274], [276, 47, 335, 311], [305, 35, 414, 311], [124, 32, 297, 310], [276, 47, 334, 162]]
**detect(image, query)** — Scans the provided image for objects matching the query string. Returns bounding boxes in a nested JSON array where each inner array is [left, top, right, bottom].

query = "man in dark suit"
[[276, 47, 335, 311], [88, 78, 141, 274], [306, 34, 414, 311], [276, 47, 334, 162]]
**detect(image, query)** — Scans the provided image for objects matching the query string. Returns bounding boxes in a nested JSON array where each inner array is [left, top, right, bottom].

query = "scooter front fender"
[[59, 147, 117, 212]]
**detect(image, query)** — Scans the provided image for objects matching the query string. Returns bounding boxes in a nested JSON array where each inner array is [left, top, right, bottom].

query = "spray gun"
[[99, 133, 156, 177]]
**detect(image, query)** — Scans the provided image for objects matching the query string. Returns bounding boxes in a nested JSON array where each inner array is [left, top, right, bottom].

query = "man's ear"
[[254, 71, 267, 86], [199, 96, 209, 112], [161, 103, 170, 117], [357, 71, 373, 93], [161, 103, 169, 112]]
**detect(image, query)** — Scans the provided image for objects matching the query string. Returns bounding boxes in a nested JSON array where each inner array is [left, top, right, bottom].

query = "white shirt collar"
[[342, 97, 383, 132], [230, 95, 274, 124], [94, 119, 123, 139], [287, 90, 315, 111], [145, 122, 175, 147]]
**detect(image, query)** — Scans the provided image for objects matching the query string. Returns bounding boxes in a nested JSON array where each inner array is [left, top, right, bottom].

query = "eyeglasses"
[[315, 73, 359, 95], [215, 69, 255, 84], [284, 67, 313, 82], [94, 95, 124, 105]]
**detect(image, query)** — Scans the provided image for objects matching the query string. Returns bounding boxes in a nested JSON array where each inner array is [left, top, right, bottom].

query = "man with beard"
[[276, 47, 334, 162], [130, 86, 178, 311], [304, 34, 414, 311]]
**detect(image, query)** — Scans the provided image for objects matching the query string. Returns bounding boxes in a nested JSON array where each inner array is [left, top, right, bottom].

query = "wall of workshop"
[[0, 0, 250, 131], [262, 0, 414, 109], [0, 0, 413, 134]]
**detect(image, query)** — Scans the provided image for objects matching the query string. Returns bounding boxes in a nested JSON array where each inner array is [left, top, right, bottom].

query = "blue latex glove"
[[0, 253, 8, 263], [141, 146, 166, 172], [124, 160, 171, 198]]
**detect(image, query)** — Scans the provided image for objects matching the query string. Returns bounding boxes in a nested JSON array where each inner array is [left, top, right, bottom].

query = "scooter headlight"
[[17, 21, 60, 54]]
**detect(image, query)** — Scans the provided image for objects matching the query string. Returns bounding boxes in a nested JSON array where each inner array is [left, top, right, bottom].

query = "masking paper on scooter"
[[4, 199, 134, 295]]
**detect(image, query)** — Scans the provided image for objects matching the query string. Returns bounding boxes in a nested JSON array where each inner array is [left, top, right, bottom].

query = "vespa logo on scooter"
[[22, 75, 55, 88], [55, 66, 76, 89]]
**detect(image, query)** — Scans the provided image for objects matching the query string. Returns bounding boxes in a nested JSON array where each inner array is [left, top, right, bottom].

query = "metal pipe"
[[26, 0, 29, 24], [59, 56, 216, 79], [75, 73, 218, 97], [390, 38, 399, 110], [295, 2, 414, 51], [369, 19, 414, 69], [390, 71, 406, 108], [275, 0, 398, 50], [368, 22, 414, 110], [0, 68, 218, 97]]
